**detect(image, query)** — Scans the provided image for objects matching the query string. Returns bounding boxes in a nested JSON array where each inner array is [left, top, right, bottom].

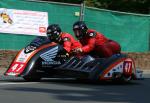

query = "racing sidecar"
[[4, 36, 143, 82]]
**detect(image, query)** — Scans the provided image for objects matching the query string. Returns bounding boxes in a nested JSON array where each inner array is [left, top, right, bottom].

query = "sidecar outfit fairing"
[[5, 36, 143, 82]]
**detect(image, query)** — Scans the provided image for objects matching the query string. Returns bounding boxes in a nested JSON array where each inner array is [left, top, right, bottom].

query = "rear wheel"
[[112, 72, 132, 82], [120, 75, 132, 82]]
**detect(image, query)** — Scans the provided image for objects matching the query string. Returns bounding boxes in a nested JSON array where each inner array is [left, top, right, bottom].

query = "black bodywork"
[[5, 36, 133, 81]]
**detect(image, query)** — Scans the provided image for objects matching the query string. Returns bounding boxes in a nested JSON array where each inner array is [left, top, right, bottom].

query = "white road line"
[[0, 82, 38, 86]]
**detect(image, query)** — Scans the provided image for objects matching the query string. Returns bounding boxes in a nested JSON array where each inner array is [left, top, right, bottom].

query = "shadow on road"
[[3, 78, 150, 103]]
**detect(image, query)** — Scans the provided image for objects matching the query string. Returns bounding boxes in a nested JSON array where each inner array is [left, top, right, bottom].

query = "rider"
[[72, 21, 121, 58], [46, 24, 81, 53]]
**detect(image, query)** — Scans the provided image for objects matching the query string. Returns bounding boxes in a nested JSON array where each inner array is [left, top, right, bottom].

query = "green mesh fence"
[[0, 0, 150, 52], [84, 8, 150, 52]]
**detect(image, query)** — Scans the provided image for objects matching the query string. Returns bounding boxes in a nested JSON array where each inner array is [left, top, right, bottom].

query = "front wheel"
[[23, 75, 41, 82]]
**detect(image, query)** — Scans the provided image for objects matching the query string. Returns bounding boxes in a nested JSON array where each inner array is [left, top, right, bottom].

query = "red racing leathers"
[[79, 29, 121, 58], [59, 32, 82, 53]]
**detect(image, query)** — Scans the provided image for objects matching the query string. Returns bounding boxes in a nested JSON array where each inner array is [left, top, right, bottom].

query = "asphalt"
[[0, 74, 150, 103], [0, 68, 150, 103]]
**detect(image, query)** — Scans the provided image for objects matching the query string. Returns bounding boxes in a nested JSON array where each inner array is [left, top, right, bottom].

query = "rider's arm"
[[81, 38, 95, 53], [63, 37, 72, 53]]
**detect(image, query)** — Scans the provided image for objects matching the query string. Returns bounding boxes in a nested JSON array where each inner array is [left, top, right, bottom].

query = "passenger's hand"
[[72, 48, 83, 54]]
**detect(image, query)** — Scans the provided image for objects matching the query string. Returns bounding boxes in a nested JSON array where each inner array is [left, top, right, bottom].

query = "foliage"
[[41, 0, 150, 14], [85, 0, 150, 14]]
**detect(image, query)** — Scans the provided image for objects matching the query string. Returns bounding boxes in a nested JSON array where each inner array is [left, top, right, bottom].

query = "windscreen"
[[30, 36, 51, 47]]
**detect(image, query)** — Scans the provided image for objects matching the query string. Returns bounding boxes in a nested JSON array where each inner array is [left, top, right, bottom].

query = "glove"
[[72, 48, 83, 54]]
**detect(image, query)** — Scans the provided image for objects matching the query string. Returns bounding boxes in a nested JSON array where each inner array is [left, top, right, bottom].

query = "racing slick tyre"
[[23, 75, 41, 82], [120, 74, 132, 82], [23, 69, 42, 81], [112, 72, 132, 82]]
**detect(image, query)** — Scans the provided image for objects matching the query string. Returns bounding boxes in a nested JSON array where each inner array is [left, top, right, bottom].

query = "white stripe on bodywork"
[[40, 46, 58, 62]]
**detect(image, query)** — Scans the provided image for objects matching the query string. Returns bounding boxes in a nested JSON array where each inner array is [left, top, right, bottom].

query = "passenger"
[[72, 21, 121, 58]]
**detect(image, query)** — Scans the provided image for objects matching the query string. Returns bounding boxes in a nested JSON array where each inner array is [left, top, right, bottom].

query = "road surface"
[[0, 75, 149, 103]]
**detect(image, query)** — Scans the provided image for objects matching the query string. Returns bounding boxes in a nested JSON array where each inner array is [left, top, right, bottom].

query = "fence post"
[[149, 7, 150, 51], [79, 0, 85, 21]]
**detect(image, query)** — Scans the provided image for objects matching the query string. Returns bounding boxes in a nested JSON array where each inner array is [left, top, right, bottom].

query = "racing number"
[[124, 62, 131, 72], [11, 63, 25, 72], [123, 61, 132, 74]]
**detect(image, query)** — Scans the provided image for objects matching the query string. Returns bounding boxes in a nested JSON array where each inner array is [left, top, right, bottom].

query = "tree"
[[40, 0, 150, 14]]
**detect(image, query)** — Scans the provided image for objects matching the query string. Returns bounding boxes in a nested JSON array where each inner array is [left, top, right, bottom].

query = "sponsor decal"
[[16, 49, 34, 63], [24, 45, 36, 53], [17, 57, 26, 62], [40, 46, 58, 62], [42, 61, 61, 65], [89, 33, 94, 36], [40, 46, 61, 66], [39, 27, 46, 33]]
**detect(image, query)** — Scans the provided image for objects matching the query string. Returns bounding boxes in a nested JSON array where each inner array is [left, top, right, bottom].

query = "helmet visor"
[[73, 29, 82, 39], [47, 30, 60, 41]]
